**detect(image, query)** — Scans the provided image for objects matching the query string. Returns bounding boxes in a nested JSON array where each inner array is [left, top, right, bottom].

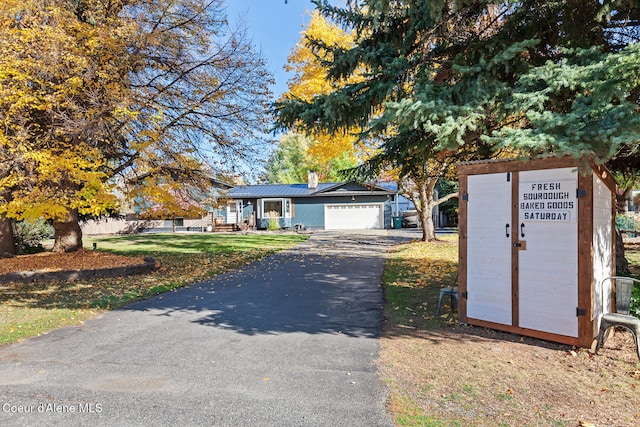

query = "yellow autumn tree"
[[0, 0, 129, 252], [281, 10, 367, 166], [0, 0, 273, 252]]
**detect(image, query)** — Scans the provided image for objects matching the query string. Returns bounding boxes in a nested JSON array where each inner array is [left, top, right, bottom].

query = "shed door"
[[324, 204, 383, 230], [466, 173, 513, 325], [518, 169, 578, 337]]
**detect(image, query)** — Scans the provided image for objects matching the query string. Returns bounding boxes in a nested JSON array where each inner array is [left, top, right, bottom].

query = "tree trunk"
[[417, 189, 460, 242], [0, 214, 15, 257], [617, 186, 632, 213], [52, 209, 83, 252], [0, 187, 16, 256], [417, 180, 438, 242], [420, 209, 437, 241]]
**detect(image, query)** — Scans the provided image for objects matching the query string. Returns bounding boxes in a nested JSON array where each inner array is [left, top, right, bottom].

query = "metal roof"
[[227, 182, 396, 198]]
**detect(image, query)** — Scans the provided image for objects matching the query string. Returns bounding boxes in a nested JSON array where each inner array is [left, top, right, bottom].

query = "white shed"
[[457, 157, 616, 347]]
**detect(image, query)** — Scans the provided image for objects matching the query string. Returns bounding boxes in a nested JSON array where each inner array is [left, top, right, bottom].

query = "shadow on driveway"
[[0, 231, 413, 427], [123, 231, 414, 338]]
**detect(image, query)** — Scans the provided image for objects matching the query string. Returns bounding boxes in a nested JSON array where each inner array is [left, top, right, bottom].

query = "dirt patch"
[[381, 237, 640, 426], [381, 320, 640, 427], [0, 250, 144, 275]]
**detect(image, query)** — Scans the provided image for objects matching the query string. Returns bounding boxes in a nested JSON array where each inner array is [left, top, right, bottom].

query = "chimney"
[[308, 170, 318, 190]]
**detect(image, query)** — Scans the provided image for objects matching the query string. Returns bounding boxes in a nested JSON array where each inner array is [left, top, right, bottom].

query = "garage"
[[227, 181, 395, 230], [324, 203, 384, 230]]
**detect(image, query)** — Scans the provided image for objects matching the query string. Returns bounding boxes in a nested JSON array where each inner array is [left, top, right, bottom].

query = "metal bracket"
[[576, 307, 586, 317]]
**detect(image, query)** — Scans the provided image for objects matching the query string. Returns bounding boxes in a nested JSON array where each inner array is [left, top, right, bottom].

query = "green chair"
[[595, 276, 640, 360]]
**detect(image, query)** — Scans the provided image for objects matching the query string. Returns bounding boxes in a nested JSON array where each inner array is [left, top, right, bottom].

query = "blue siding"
[[243, 204, 254, 219], [292, 199, 325, 229], [291, 195, 393, 230], [260, 217, 293, 229]]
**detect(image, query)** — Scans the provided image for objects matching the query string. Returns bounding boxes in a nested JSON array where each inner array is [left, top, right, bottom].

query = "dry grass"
[[381, 235, 640, 427]]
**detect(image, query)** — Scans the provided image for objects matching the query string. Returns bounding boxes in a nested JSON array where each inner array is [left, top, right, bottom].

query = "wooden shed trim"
[[457, 174, 468, 324], [458, 156, 616, 348], [465, 318, 581, 347], [458, 156, 617, 193], [511, 171, 520, 328], [577, 172, 594, 348], [458, 156, 578, 176]]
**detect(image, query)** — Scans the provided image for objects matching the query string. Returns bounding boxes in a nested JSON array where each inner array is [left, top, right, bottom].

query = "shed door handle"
[[520, 223, 525, 238], [505, 224, 510, 238]]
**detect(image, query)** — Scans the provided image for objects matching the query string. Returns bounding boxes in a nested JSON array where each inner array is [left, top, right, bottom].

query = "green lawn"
[[0, 232, 308, 345], [86, 232, 307, 255], [383, 234, 459, 329]]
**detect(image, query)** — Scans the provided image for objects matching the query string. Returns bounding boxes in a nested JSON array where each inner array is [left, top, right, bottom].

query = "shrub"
[[267, 211, 280, 231], [14, 219, 53, 254], [631, 287, 640, 317]]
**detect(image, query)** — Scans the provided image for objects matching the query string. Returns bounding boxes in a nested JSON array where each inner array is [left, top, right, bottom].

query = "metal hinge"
[[576, 189, 586, 198], [462, 291, 468, 299], [576, 307, 586, 317], [507, 172, 511, 182], [462, 194, 469, 201]]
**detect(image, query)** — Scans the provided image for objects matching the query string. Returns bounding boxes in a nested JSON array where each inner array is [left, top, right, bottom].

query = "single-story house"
[[81, 178, 234, 235], [224, 173, 398, 230]]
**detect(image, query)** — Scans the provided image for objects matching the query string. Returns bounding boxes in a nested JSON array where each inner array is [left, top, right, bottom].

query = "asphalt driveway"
[[0, 231, 413, 426]]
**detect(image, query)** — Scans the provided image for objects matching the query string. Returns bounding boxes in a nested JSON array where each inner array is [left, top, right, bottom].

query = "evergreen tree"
[[275, 1, 640, 241], [275, 0, 508, 240], [492, 2, 640, 162]]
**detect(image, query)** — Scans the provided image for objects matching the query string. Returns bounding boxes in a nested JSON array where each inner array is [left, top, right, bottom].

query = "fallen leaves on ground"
[[381, 236, 640, 427], [0, 248, 272, 344], [0, 250, 144, 275]]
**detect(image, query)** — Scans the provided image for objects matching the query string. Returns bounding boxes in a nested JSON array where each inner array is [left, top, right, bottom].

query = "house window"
[[263, 199, 283, 218]]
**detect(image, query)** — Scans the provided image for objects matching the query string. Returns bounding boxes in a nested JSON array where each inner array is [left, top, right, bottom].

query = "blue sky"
[[225, 0, 317, 99]]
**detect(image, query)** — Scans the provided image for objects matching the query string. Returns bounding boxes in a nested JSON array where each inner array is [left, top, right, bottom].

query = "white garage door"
[[324, 204, 384, 230]]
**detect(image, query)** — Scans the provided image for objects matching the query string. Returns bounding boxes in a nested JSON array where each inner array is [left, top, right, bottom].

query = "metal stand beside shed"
[[457, 157, 617, 348]]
